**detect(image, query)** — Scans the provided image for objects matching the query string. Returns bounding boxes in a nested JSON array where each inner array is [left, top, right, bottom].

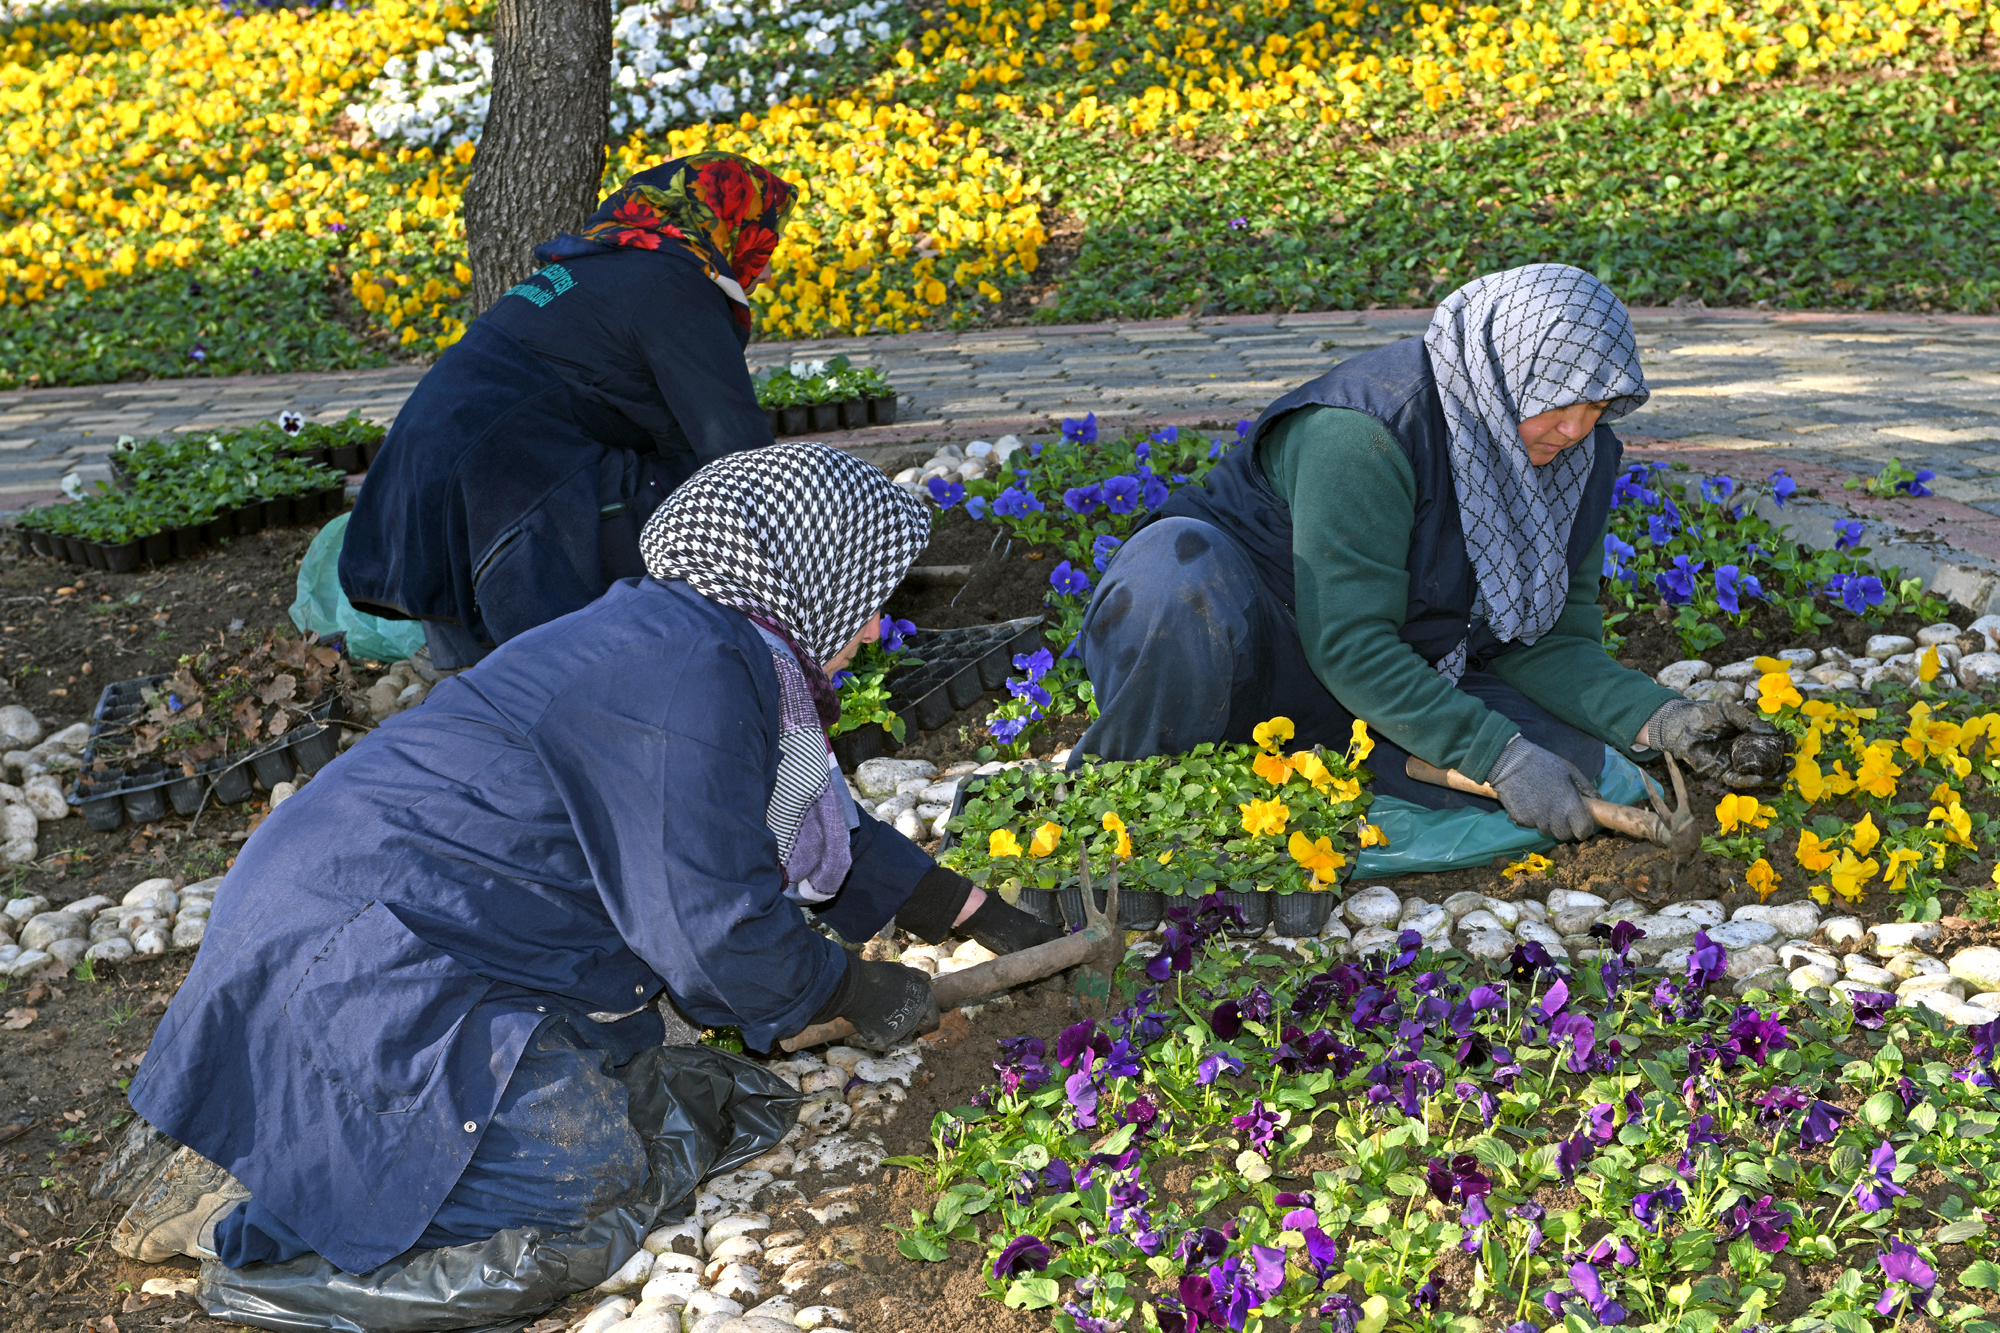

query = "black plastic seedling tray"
[[67, 674, 346, 830], [829, 616, 1046, 769], [15, 486, 347, 573], [766, 396, 898, 437]]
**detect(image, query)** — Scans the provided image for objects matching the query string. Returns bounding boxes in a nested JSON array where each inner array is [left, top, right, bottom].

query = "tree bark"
[[463, 0, 612, 314]]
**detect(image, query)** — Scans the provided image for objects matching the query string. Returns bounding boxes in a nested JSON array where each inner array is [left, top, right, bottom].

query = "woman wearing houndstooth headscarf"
[[115, 444, 1058, 1299], [1072, 263, 1781, 843]]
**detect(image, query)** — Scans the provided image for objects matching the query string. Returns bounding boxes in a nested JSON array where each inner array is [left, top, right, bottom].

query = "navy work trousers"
[[211, 1015, 648, 1268], [1070, 517, 1605, 811]]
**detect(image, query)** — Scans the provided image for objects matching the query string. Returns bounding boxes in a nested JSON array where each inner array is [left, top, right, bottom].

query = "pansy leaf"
[[1467, 1135, 1519, 1171], [1358, 1293, 1392, 1333], [1862, 1089, 1902, 1127], [1004, 1276, 1061, 1310], [1961, 1260, 2000, 1290], [1939, 1220, 1991, 1246], [897, 1232, 947, 1262]]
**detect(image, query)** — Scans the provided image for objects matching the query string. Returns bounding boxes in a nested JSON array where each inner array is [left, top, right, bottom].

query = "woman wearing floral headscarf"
[[342, 152, 800, 670], [1075, 264, 1781, 840], [118, 444, 1057, 1291]]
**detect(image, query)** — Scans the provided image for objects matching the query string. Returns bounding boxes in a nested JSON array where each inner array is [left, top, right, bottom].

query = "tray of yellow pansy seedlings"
[[936, 715, 1383, 937]]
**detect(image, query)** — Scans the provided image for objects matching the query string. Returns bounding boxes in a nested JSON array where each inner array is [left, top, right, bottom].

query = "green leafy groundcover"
[[1035, 71, 2000, 322], [890, 899, 2000, 1333], [14, 417, 364, 544]]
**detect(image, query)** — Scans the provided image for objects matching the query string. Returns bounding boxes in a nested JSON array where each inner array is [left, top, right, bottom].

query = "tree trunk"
[[463, 0, 612, 315]]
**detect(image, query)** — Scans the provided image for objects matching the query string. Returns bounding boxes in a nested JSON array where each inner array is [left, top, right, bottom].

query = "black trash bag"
[[196, 1044, 800, 1333]]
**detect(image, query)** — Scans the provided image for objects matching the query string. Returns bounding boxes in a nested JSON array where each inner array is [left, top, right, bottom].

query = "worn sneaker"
[[111, 1145, 250, 1263]]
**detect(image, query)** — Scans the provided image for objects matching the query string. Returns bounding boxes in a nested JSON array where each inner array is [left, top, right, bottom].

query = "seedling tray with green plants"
[[12, 417, 371, 573], [829, 616, 1046, 769], [753, 354, 899, 435], [68, 632, 362, 830]]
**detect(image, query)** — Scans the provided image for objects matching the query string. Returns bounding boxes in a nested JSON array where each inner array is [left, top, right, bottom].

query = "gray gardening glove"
[[1486, 735, 1600, 841], [1645, 698, 1786, 788]]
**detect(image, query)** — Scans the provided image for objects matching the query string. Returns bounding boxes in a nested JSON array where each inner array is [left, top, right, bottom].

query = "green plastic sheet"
[[288, 512, 428, 664], [1352, 746, 1652, 878]]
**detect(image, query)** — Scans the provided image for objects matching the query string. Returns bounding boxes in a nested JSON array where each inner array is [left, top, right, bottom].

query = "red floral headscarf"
[[534, 152, 797, 332]]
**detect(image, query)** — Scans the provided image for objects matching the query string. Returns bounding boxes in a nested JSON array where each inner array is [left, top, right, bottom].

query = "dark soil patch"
[[1610, 594, 1973, 681], [886, 506, 1060, 631]]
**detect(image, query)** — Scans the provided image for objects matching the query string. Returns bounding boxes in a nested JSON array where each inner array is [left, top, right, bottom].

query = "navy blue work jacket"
[[127, 579, 931, 1275]]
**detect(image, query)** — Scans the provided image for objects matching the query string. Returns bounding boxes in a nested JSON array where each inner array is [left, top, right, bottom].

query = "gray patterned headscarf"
[[1424, 264, 1648, 680]]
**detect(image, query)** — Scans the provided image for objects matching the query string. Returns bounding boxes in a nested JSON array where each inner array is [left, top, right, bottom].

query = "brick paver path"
[[3, 307, 1996, 522]]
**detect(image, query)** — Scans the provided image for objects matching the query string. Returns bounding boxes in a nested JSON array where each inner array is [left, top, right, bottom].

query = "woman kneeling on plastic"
[[1073, 264, 1780, 838], [113, 443, 1055, 1278]]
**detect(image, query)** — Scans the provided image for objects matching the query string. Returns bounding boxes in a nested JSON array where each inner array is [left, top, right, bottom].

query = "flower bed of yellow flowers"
[[0, 0, 1989, 385], [1706, 649, 2000, 923]]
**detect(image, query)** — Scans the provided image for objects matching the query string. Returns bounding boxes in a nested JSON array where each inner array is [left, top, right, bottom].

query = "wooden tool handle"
[[1403, 756, 1671, 847]]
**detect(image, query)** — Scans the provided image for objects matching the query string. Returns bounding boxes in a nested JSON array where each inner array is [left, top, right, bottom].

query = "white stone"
[[1789, 963, 1838, 991], [1887, 952, 1946, 980], [1866, 634, 1916, 658], [1317, 917, 1352, 947], [598, 1248, 655, 1294], [1776, 648, 1818, 667], [706, 1215, 771, 1252], [1545, 889, 1607, 915], [1515, 920, 1568, 955], [1456, 909, 1508, 934], [1400, 905, 1448, 939], [1871, 921, 1941, 955], [1917, 622, 1963, 646], [917, 779, 960, 806], [65, 894, 113, 916], [1949, 946, 2000, 992], [1845, 961, 1897, 987], [1656, 660, 1713, 690], [1969, 614, 2000, 652], [892, 810, 926, 841], [0, 705, 42, 750], [1956, 652, 2000, 691], [20, 776, 67, 821], [1628, 914, 1700, 948], [2, 895, 47, 923], [1707, 919, 1777, 951], [1898, 973, 1966, 1001], [1342, 886, 1401, 927], [1966, 992, 2000, 1012], [1552, 905, 1602, 935], [123, 878, 178, 910], [1443, 891, 1487, 920], [19, 911, 84, 950], [45, 937, 84, 969], [1685, 679, 1745, 703], [1724, 944, 1780, 980], [1349, 926, 1401, 957], [795, 1307, 851, 1330], [1658, 946, 1694, 973], [575, 1299, 635, 1333], [706, 1263, 763, 1305], [132, 927, 170, 957], [850, 758, 937, 798], [1459, 928, 1517, 961], [1734, 966, 1788, 996], [1715, 660, 1761, 681], [686, 1291, 747, 1321], [269, 781, 298, 808], [39, 722, 87, 753], [85, 937, 134, 964], [1780, 943, 1841, 971], [1480, 897, 1522, 928], [139, 1277, 200, 1298], [1660, 899, 1726, 927], [1515, 898, 1548, 924], [1822, 916, 1867, 948], [172, 917, 206, 950], [1732, 901, 1820, 939], [5, 948, 52, 978], [644, 1220, 705, 1257]]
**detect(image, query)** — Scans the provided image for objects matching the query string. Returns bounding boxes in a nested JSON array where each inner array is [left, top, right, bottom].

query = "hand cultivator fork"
[[781, 852, 1125, 1052], [1404, 751, 1702, 891]]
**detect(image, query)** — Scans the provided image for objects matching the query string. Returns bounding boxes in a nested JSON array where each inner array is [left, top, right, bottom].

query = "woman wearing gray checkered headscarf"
[[1073, 264, 1781, 845]]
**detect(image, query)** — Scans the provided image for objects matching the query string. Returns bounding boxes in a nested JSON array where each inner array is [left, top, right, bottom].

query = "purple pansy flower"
[[1725, 1195, 1791, 1254], [992, 1233, 1051, 1278], [1875, 1237, 1937, 1315], [1633, 1183, 1685, 1232], [1853, 1141, 1908, 1212]]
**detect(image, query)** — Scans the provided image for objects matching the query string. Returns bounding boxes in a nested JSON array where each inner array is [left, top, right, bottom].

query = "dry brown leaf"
[[268, 709, 291, 737], [2, 1008, 37, 1031], [259, 673, 298, 705]]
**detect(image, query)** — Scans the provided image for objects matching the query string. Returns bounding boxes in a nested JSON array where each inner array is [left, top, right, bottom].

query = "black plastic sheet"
[[196, 1045, 800, 1333]]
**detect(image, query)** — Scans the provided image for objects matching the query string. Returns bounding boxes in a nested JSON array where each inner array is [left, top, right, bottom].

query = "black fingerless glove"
[[812, 953, 939, 1052], [962, 895, 1062, 955]]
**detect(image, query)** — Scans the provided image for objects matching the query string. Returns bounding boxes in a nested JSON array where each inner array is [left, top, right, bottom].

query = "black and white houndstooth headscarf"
[[640, 442, 931, 666], [1424, 264, 1648, 678]]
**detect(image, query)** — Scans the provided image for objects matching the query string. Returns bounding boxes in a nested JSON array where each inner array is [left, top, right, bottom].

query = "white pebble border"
[[1651, 617, 2000, 701]]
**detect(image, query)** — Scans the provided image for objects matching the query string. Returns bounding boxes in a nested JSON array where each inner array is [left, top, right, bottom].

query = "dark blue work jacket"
[[1150, 336, 1620, 673], [128, 579, 930, 1275]]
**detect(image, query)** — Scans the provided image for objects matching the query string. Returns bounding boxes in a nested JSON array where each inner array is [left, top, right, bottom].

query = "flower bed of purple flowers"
[[884, 891, 2000, 1333]]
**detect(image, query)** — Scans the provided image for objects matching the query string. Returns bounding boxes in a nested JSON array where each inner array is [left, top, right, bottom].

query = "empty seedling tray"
[[68, 674, 347, 831]]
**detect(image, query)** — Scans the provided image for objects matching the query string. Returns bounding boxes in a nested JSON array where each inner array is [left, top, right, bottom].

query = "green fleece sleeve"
[[1260, 406, 1523, 781], [1488, 507, 1683, 755]]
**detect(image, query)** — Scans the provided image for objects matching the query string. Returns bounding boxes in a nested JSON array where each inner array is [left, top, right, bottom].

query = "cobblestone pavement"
[[3, 307, 1996, 519]]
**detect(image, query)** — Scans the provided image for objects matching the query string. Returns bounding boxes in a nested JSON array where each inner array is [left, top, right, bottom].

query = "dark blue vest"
[[1152, 337, 1622, 671]]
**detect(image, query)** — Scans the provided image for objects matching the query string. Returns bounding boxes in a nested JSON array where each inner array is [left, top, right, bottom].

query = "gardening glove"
[[814, 953, 939, 1052], [1644, 698, 1786, 788], [961, 894, 1062, 955], [1486, 735, 1600, 841]]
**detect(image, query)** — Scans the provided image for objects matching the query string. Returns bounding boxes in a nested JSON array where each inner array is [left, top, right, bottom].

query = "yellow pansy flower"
[[1029, 821, 1063, 857], [1348, 719, 1375, 762], [1101, 811, 1132, 857], [1287, 830, 1345, 885], [1239, 796, 1289, 838], [1253, 717, 1296, 754], [1252, 751, 1294, 787], [1502, 853, 1553, 880], [1848, 812, 1880, 857], [1714, 793, 1774, 833], [1289, 750, 1330, 788], [1357, 822, 1389, 847], [1792, 756, 1826, 804], [1758, 670, 1804, 714], [1854, 743, 1902, 799], [1917, 645, 1940, 683], [1882, 846, 1924, 891], [989, 829, 1023, 858], [1745, 857, 1779, 901], [1796, 829, 1839, 873], [1827, 849, 1877, 903], [1927, 799, 1974, 849]]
